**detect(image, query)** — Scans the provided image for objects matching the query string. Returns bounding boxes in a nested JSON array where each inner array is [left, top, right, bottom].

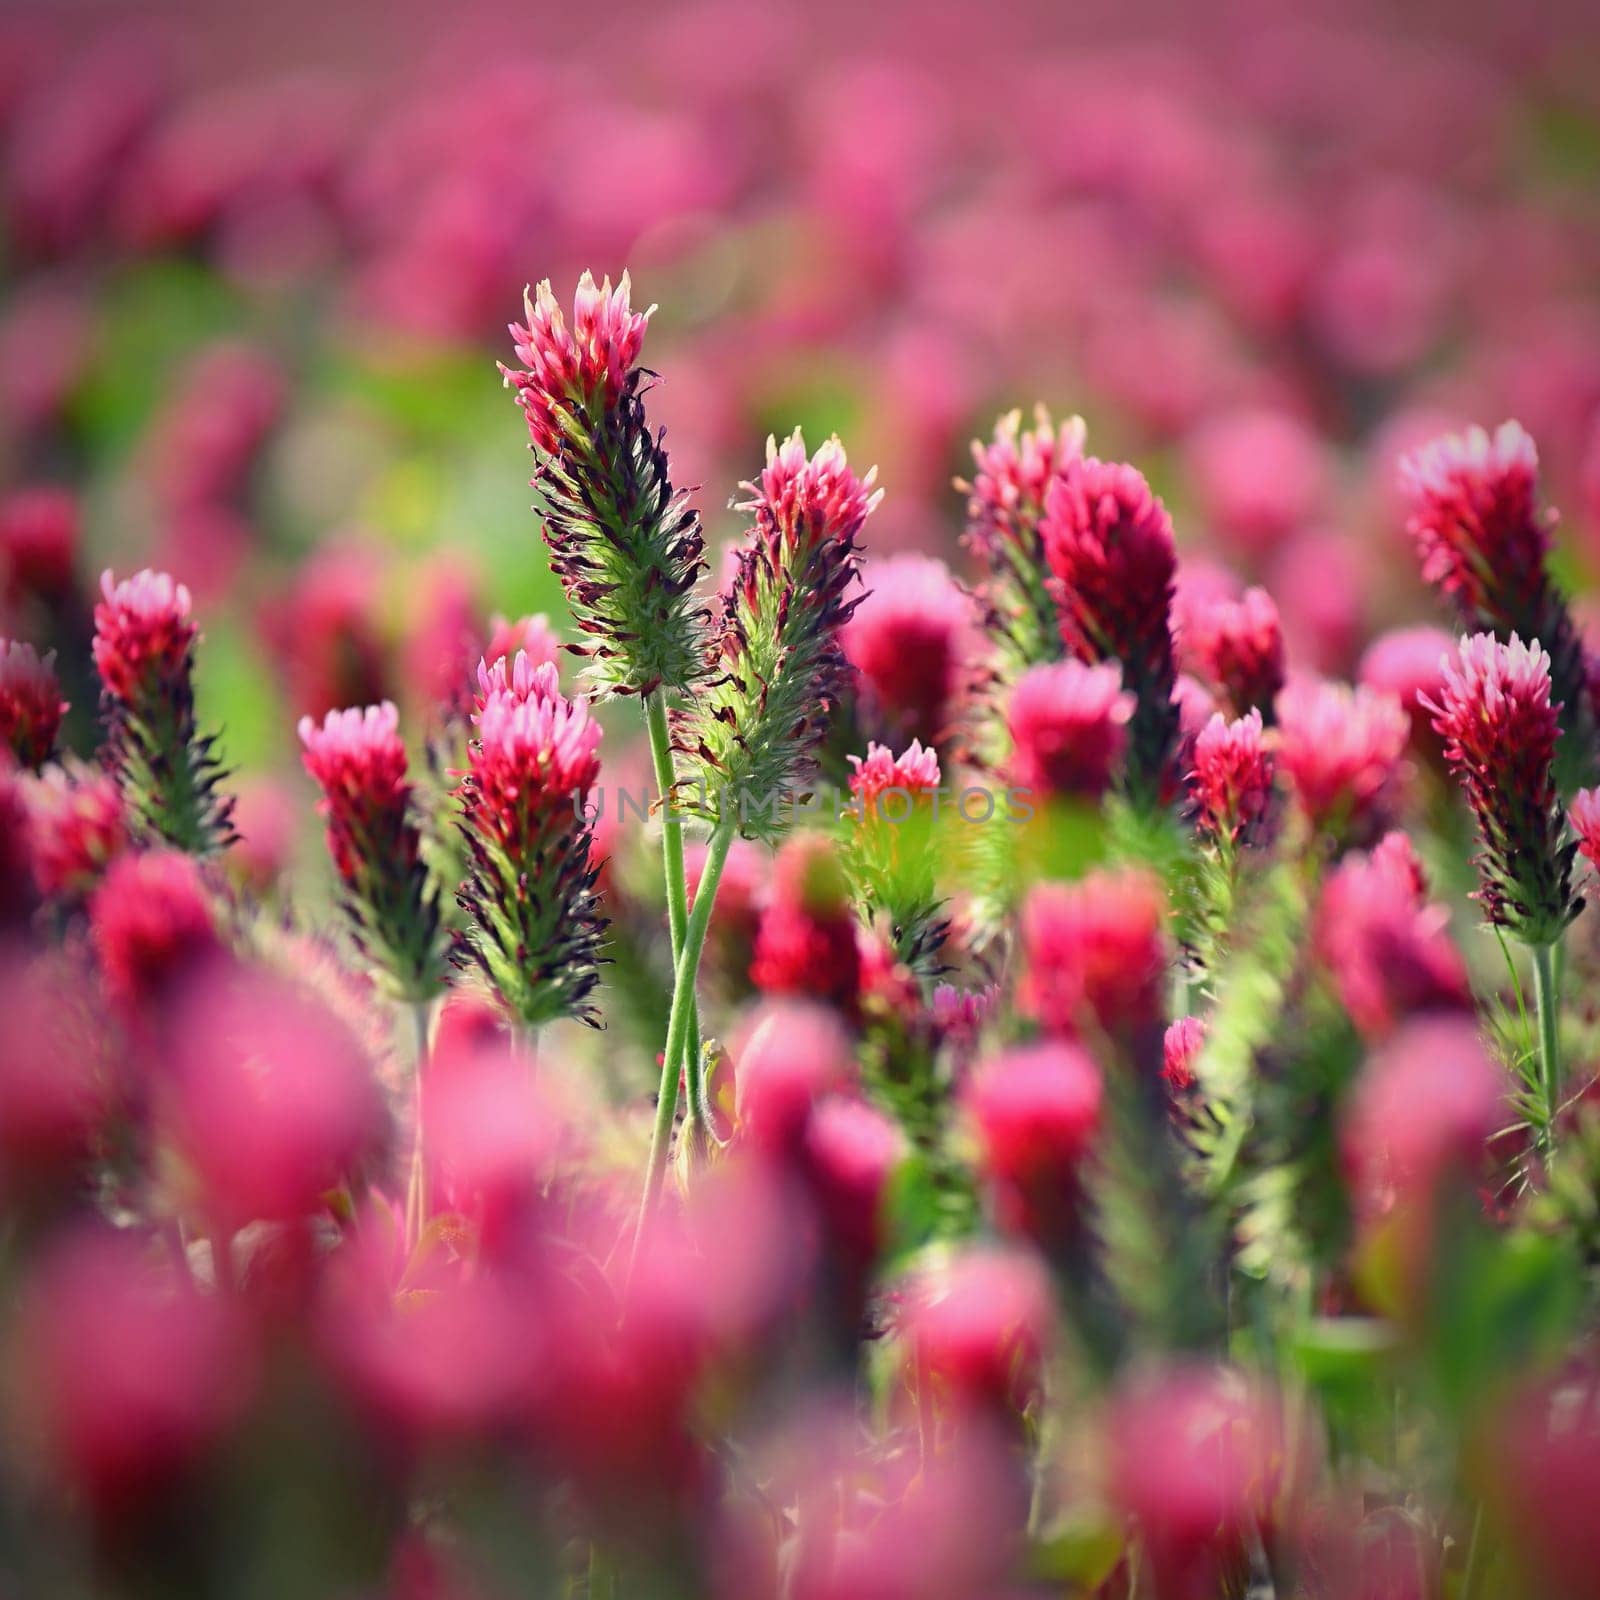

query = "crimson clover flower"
[[299, 702, 444, 1003], [456, 652, 606, 1027], [92, 568, 234, 854], [501, 272, 706, 697], [1040, 457, 1180, 804], [1188, 709, 1274, 850], [677, 430, 880, 837], [1181, 585, 1285, 721], [1007, 658, 1133, 802], [1421, 632, 1580, 945], [1401, 421, 1592, 786], [0, 638, 67, 769], [1275, 677, 1408, 844]]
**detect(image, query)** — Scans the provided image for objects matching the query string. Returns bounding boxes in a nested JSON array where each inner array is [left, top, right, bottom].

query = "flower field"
[[3, 2, 1600, 1596]]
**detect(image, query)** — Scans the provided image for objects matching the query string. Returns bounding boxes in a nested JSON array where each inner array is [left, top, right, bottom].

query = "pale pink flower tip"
[[748, 428, 883, 556], [471, 682, 602, 848], [473, 650, 562, 716], [1570, 788, 1600, 871], [963, 405, 1086, 557], [1007, 659, 1134, 800], [1189, 709, 1274, 847], [848, 739, 941, 806], [92, 567, 198, 704], [1274, 677, 1408, 835]]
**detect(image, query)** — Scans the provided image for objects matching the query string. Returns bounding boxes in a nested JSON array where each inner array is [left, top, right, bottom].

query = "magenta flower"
[[750, 834, 863, 1018], [848, 738, 940, 812], [89, 849, 219, 1013], [299, 702, 442, 1001], [0, 485, 78, 603], [1041, 457, 1180, 802], [1358, 623, 1456, 758], [1019, 868, 1169, 1048], [457, 655, 606, 1026], [845, 740, 944, 970], [93, 568, 234, 853], [1007, 659, 1133, 801], [1570, 787, 1600, 872], [1188, 709, 1274, 849], [1181, 585, 1285, 720], [1162, 1015, 1206, 1090], [679, 431, 879, 830], [1421, 633, 1579, 943], [0, 639, 67, 769], [1401, 421, 1591, 783], [1274, 677, 1408, 842], [502, 272, 705, 696], [842, 553, 979, 747], [22, 760, 127, 901]]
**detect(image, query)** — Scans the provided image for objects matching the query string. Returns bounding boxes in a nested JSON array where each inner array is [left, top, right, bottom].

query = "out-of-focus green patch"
[[1027, 1509, 1125, 1592], [751, 364, 867, 459], [69, 261, 245, 455], [1523, 99, 1600, 186], [195, 614, 288, 772]]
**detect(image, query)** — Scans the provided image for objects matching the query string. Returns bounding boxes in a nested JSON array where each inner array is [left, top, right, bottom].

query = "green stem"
[[406, 999, 434, 1250], [1532, 940, 1562, 1160], [630, 821, 735, 1268], [644, 693, 702, 1123], [1461, 1501, 1485, 1600]]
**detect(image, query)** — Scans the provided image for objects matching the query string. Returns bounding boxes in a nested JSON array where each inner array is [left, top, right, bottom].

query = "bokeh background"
[[3, 0, 1600, 864]]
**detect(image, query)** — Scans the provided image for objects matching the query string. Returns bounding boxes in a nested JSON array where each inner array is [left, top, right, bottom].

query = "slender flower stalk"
[[456, 653, 606, 1031], [92, 569, 234, 853], [299, 702, 444, 1003]]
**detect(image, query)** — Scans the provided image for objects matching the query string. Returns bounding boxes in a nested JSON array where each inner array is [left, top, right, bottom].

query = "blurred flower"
[[0, 485, 78, 604], [1162, 1014, 1206, 1090], [1019, 869, 1169, 1047], [482, 611, 561, 678], [1275, 677, 1408, 843], [731, 1000, 856, 1157], [966, 1039, 1102, 1244], [750, 834, 863, 1018], [89, 849, 219, 1014], [502, 272, 706, 697], [842, 553, 978, 748], [1315, 834, 1473, 1039], [300, 702, 442, 1001], [1041, 457, 1180, 801], [1188, 709, 1274, 849], [1422, 633, 1579, 944], [1183, 407, 1330, 558], [12, 1225, 253, 1514], [1401, 421, 1592, 776], [1006, 659, 1133, 801], [1570, 787, 1600, 872], [1180, 586, 1285, 720], [457, 657, 606, 1028], [225, 776, 296, 896], [93, 568, 234, 854], [1358, 624, 1456, 759], [0, 639, 66, 768], [163, 961, 385, 1229], [681, 432, 878, 829], [264, 541, 393, 720], [687, 834, 768, 997], [23, 759, 127, 900]]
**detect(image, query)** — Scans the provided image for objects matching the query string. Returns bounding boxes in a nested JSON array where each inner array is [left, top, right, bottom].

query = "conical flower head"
[[92, 568, 234, 854], [677, 430, 879, 838], [1007, 659, 1133, 801], [1421, 632, 1579, 945], [959, 406, 1085, 670], [1401, 421, 1592, 785], [456, 655, 606, 1027], [299, 702, 442, 1002], [1188, 709, 1274, 849], [1182, 586, 1285, 721], [844, 740, 945, 971], [1041, 458, 1180, 804], [501, 272, 706, 697], [0, 639, 67, 769], [1275, 677, 1408, 844]]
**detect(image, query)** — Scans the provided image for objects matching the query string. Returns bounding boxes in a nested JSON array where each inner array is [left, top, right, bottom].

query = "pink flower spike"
[[1189, 709, 1274, 849], [1181, 586, 1286, 719], [745, 428, 883, 565], [0, 639, 68, 769], [1570, 788, 1600, 872], [23, 761, 128, 900], [1007, 659, 1134, 801], [1274, 677, 1408, 842], [962, 405, 1086, 565], [92, 567, 197, 707], [1162, 1015, 1207, 1090], [848, 739, 941, 811], [472, 649, 563, 716], [90, 849, 219, 1013]]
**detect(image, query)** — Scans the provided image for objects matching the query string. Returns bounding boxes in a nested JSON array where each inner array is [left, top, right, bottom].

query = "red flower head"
[[1007, 659, 1133, 801], [1188, 709, 1274, 848], [1019, 869, 1169, 1048], [504, 271, 652, 459], [842, 553, 979, 747], [1274, 677, 1408, 843], [1570, 787, 1600, 872], [1421, 633, 1578, 945], [1181, 586, 1286, 720], [300, 701, 441, 1001], [23, 760, 128, 900], [265, 542, 392, 720], [687, 835, 768, 999], [1041, 457, 1180, 801], [1314, 834, 1473, 1040], [799, 1094, 906, 1292], [1107, 1366, 1294, 1600], [749, 429, 883, 567], [163, 961, 385, 1229], [1358, 624, 1456, 758], [1340, 1015, 1508, 1224], [13, 1225, 254, 1514], [899, 1245, 1054, 1420], [1162, 1015, 1207, 1091], [750, 834, 863, 1018], [1184, 407, 1329, 556], [0, 639, 67, 769], [965, 1040, 1103, 1245], [0, 485, 78, 603], [732, 1000, 856, 1157], [1400, 421, 1590, 776], [482, 611, 561, 679], [92, 567, 197, 707], [848, 738, 940, 813], [90, 849, 219, 1013], [458, 663, 606, 1027]]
